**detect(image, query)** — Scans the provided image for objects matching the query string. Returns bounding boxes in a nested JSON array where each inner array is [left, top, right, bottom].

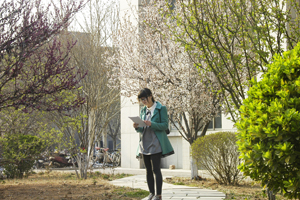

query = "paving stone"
[[198, 194, 225, 197], [111, 174, 226, 200], [186, 194, 201, 197]]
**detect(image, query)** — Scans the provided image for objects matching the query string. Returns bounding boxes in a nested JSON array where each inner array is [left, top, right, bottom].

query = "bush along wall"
[[191, 131, 241, 185], [236, 43, 300, 199]]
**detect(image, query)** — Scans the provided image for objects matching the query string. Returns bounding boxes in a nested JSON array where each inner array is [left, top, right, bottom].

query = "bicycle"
[[102, 148, 122, 167], [93, 147, 104, 162], [111, 149, 121, 167], [92, 147, 121, 168], [102, 148, 114, 167]]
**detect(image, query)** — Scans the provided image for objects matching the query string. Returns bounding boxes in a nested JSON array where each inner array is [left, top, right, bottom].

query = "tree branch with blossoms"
[[0, 0, 87, 112], [108, 0, 223, 178]]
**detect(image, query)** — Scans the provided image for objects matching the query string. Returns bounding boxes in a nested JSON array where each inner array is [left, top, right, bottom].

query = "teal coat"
[[136, 101, 174, 158]]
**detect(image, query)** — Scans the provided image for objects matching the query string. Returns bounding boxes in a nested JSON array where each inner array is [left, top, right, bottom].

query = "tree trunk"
[[76, 153, 89, 179], [102, 133, 108, 148], [267, 188, 276, 200], [190, 157, 198, 179], [113, 138, 116, 150]]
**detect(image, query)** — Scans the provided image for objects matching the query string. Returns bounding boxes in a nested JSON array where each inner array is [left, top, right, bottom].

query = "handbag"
[[159, 109, 170, 135]]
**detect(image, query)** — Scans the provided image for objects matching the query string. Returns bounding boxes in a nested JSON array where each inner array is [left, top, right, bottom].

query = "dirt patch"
[[0, 171, 147, 200], [164, 177, 289, 200]]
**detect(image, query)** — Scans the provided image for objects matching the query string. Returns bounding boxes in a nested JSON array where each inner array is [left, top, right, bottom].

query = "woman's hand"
[[133, 123, 139, 128], [144, 120, 151, 126]]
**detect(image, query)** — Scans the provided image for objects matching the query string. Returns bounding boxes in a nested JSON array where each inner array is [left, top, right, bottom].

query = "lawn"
[[0, 171, 148, 200]]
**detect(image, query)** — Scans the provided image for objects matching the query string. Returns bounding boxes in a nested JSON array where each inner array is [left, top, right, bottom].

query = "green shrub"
[[191, 131, 241, 185], [0, 134, 45, 178], [236, 43, 300, 199]]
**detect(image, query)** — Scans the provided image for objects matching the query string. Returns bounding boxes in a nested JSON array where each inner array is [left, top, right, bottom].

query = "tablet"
[[128, 116, 146, 127]]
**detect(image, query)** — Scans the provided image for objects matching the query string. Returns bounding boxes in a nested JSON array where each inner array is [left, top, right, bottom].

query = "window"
[[208, 113, 222, 130]]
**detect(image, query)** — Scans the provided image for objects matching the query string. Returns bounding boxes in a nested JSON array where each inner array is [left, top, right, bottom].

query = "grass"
[[164, 177, 289, 200], [113, 187, 149, 198], [0, 171, 145, 200]]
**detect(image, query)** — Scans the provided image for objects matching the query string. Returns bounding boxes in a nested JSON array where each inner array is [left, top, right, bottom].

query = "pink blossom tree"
[[109, 0, 223, 178], [0, 0, 86, 112]]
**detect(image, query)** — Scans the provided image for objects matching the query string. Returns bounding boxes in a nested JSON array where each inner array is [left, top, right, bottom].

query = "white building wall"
[[120, 95, 141, 168], [221, 114, 235, 131], [159, 131, 191, 169], [181, 136, 191, 169], [161, 136, 180, 168]]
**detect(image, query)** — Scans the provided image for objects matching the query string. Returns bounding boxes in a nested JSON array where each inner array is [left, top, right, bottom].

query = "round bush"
[[0, 134, 44, 178], [191, 131, 241, 185], [236, 43, 300, 198]]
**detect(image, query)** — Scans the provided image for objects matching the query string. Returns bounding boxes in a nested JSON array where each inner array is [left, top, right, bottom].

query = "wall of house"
[[160, 134, 190, 169], [120, 95, 141, 169]]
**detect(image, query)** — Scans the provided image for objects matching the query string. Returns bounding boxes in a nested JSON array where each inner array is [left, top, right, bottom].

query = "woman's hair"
[[138, 88, 155, 102]]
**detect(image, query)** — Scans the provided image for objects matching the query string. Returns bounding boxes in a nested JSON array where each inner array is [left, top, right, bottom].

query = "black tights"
[[143, 153, 162, 195]]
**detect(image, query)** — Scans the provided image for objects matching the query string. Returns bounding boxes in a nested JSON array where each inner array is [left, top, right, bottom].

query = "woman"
[[133, 88, 174, 200]]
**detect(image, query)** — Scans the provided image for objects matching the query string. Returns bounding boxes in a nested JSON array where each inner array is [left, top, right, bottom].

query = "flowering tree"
[[109, 0, 222, 178], [0, 0, 86, 112]]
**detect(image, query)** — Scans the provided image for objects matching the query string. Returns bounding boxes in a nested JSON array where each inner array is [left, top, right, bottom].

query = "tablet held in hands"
[[128, 116, 146, 127]]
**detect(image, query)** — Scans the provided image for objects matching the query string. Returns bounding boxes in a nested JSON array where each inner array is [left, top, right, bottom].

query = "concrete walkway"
[[107, 168, 226, 200], [46, 167, 226, 199]]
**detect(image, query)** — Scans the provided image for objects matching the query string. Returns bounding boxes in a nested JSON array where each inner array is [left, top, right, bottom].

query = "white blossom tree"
[[109, 0, 223, 178]]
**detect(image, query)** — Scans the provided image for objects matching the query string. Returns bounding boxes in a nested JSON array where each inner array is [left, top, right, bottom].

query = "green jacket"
[[135, 101, 174, 158]]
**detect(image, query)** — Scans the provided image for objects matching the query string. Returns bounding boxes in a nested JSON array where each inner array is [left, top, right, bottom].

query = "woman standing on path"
[[133, 88, 174, 200]]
